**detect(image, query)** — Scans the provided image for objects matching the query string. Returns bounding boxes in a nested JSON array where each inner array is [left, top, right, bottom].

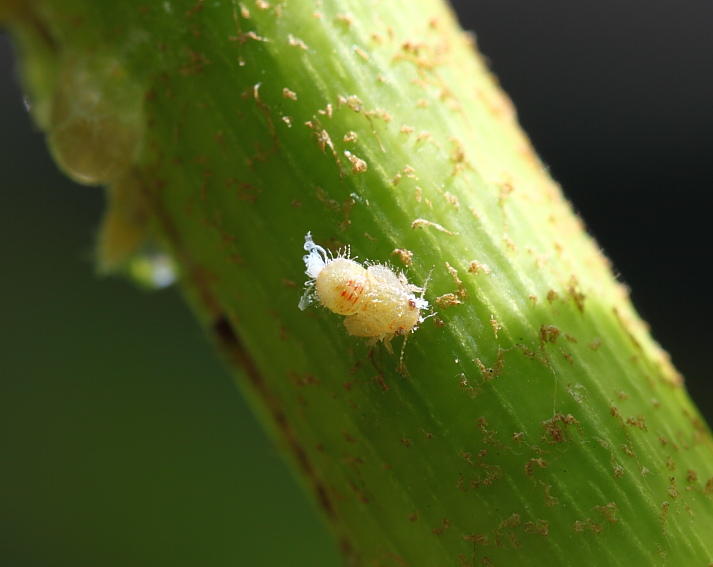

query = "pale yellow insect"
[[299, 232, 429, 359]]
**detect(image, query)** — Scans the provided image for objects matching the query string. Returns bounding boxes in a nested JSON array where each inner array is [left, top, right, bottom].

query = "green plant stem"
[[3, 0, 713, 564]]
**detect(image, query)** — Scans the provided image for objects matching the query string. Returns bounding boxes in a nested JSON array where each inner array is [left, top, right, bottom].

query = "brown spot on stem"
[[435, 293, 461, 308], [391, 248, 414, 266], [432, 518, 450, 535]]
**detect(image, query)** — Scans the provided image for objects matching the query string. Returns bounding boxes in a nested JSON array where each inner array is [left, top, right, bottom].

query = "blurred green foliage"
[[0, 35, 340, 567]]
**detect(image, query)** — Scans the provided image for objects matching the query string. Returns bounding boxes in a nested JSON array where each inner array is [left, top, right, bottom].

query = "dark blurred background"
[[1, 2, 711, 566]]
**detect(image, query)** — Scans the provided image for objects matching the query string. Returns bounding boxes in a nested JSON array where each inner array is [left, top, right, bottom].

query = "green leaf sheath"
[[3, 0, 713, 564]]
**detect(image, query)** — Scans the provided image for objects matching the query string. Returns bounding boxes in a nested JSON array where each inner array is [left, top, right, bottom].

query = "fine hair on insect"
[[299, 232, 430, 372]]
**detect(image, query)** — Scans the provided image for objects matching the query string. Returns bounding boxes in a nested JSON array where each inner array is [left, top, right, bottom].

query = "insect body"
[[299, 232, 429, 353]]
